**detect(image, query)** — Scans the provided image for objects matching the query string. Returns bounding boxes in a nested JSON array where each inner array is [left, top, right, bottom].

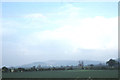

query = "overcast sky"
[[2, 2, 118, 66]]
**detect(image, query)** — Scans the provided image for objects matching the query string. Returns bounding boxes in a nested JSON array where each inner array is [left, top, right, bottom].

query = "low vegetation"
[[1, 59, 120, 79], [2, 59, 119, 73]]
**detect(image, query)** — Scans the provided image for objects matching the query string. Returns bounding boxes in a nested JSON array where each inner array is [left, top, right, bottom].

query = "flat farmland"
[[2, 70, 118, 78]]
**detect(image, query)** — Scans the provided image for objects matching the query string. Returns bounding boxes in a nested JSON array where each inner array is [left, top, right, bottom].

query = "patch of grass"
[[2, 70, 118, 78]]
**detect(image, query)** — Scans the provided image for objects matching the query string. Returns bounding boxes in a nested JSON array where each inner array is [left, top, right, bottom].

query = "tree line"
[[1, 59, 120, 73]]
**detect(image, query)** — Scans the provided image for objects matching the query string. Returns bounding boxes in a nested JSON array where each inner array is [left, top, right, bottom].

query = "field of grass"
[[2, 70, 118, 78]]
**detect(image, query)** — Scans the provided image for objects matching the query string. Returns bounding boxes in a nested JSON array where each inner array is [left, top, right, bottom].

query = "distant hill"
[[18, 60, 104, 68]]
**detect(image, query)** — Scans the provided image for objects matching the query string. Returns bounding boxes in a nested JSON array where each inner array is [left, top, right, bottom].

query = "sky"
[[2, 2, 118, 66]]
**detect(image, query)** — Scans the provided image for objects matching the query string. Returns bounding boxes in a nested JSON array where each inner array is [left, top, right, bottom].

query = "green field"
[[2, 70, 118, 78]]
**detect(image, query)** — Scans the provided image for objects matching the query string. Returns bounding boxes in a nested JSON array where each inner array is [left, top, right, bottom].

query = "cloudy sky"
[[2, 2, 118, 66]]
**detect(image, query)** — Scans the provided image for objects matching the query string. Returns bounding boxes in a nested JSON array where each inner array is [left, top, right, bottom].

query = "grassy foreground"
[[2, 70, 118, 78]]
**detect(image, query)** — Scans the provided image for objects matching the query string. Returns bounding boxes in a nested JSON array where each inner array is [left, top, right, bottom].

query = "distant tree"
[[118, 62, 120, 69], [17, 68, 25, 72], [89, 64, 94, 69], [52, 67, 56, 70], [30, 66, 36, 71], [106, 59, 117, 68], [67, 66, 73, 70], [2, 67, 9, 72], [101, 66, 107, 70]]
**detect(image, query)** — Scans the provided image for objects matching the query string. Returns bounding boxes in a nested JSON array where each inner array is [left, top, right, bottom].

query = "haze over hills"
[[18, 60, 105, 68]]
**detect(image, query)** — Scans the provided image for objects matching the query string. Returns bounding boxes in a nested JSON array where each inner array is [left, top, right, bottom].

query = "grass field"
[[2, 70, 118, 78]]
